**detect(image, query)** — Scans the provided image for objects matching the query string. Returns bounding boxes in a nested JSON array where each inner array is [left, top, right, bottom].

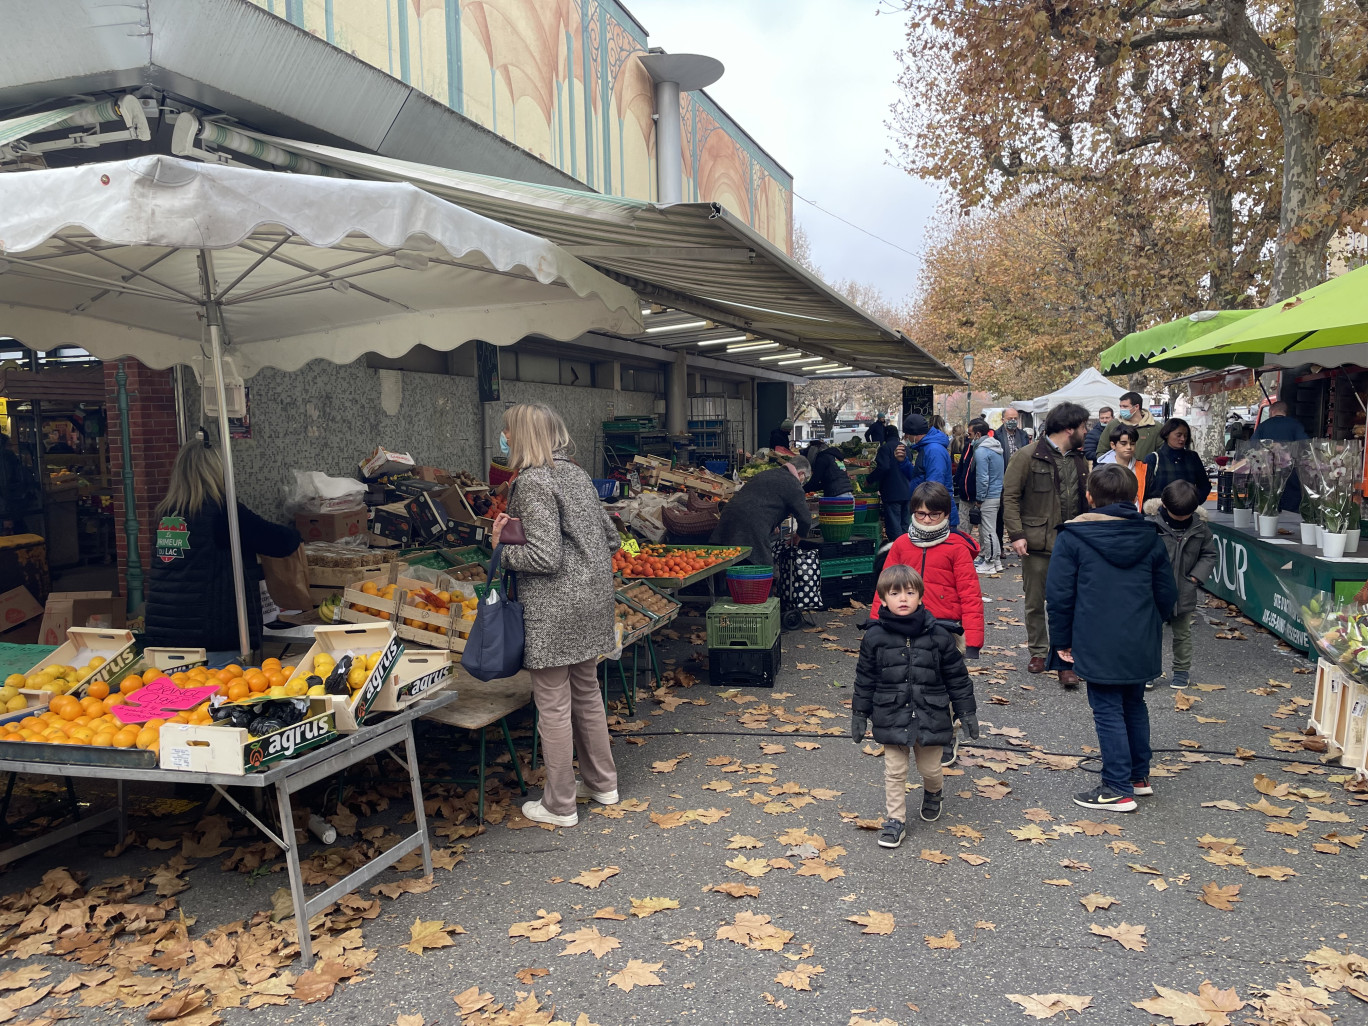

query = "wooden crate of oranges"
[[341, 577, 477, 653]]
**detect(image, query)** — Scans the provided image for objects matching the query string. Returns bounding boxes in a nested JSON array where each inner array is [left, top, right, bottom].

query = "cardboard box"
[[24, 627, 138, 695], [38, 592, 126, 647], [370, 650, 453, 712], [413, 466, 454, 485], [438, 486, 496, 535], [360, 447, 415, 479], [159, 701, 337, 775], [0, 586, 44, 631], [405, 492, 451, 541], [295, 510, 367, 543], [370, 503, 412, 546], [290, 623, 404, 732], [437, 522, 487, 547]]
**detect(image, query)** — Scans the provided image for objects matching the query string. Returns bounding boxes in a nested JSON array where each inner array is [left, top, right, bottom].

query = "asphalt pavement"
[[0, 559, 1364, 1026]]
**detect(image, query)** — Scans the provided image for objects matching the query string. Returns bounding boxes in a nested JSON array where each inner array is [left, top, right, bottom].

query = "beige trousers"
[[529, 657, 618, 817], [883, 743, 944, 822]]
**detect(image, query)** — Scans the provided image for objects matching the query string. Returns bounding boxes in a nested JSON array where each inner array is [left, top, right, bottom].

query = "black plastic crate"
[[820, 572, 875, 611], [708, 636, 782, 688], [800, 535, 877, 561]]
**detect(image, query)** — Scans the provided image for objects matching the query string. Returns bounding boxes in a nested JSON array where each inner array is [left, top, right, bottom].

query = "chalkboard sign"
[[476, 340, 501, 404], [902, 385, 934, 426]]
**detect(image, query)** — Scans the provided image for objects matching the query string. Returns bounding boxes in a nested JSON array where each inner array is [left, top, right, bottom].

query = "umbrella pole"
[[209, 319, 252, 661]]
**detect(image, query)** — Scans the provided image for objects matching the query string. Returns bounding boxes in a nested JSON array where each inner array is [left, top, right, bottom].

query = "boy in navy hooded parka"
[[1046, 464, 1177, 813]]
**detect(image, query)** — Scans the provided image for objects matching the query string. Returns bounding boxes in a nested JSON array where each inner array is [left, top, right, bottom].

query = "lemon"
[[285, 679, 309, 697], [365, 650, 381, 670], [3, 674, 25, 690], [266, 685, 287, 698], [347, 666, 367, 687], [5, 696, 25, 712], [86, 656, 106, 668]]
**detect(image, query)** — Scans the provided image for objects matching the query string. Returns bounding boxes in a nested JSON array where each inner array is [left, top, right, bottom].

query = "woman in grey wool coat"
[[492, 403, 622, 828]]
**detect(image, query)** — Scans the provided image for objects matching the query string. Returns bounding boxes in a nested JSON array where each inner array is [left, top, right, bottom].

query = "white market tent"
[[0, 154, 642, 656], [1024, 367, 1128, 417]]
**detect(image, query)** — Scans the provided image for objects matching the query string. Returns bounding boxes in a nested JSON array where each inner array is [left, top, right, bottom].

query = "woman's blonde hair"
[[157, 430, 225, 518], [503, 403, 573, 471]]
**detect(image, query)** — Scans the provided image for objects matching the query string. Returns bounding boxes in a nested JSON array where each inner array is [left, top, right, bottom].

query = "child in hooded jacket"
[[853, 564, 978, 850], [1144, 480, 1217, 691]]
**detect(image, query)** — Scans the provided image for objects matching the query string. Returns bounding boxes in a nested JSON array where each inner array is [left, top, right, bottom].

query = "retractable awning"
[[0, 97, 149, 161], [173, 125, 961, 385]]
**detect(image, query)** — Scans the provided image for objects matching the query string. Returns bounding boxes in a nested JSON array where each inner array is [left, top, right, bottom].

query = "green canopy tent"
[[1098, 310, 1259, 376], [1152, 265, 1368, 372]]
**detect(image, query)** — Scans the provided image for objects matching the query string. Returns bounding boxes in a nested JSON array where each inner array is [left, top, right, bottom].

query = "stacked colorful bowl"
[[818, 497, 856, 541], [725, 564, 774, 603]]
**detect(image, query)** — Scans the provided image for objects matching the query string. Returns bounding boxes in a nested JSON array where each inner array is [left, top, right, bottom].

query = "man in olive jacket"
[[1003, 402, 1091, 686]]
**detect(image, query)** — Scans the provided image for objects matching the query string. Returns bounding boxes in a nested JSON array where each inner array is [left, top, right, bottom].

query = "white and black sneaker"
[[1072, 785, 1138, 813], [920, 789, 943, 822], [878, 818, 906, 848]]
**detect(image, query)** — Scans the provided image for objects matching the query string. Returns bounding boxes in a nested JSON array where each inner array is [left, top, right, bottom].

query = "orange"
[[135, 728, 158, 750], [91, 731, 116, 748], [57, 701, 82, 723], [107, 694, 127, 707], [145, 718, 167, 730], [261, 657, 281, 671], [80, 697, 104, 718], [248, 677, 269, 694], [86, 681, 110, 701], [73, 715, 92, 727], [216, 668, 235, 684], [222, 664, 243, 678], [19, 716, 40, 731], [226, 682, 251, 702], [111, 730, 136, 749], [266, 671, 287, 688], [68, 727, 94, 743], [120, 674, 144, 694]]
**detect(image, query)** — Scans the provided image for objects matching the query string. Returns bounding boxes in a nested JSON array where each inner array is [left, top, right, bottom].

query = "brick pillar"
[[105, 361, 180, 610]]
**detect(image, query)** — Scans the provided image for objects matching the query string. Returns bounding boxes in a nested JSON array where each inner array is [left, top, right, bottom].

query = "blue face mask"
[[1118, 407, 1134, 420], [499, 433, 510, 457]]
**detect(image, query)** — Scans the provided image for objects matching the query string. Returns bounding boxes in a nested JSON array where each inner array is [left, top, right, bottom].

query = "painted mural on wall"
[[251, 0, 793, 253]]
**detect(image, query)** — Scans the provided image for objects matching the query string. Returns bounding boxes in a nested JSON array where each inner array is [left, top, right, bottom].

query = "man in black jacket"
[[1083, 407, 1114, 463], [804, 441, 853, 498], [865, 414, 889, 443]]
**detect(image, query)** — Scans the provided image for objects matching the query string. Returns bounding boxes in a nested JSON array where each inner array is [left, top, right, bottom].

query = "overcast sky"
[[626, 0, 940, 304]]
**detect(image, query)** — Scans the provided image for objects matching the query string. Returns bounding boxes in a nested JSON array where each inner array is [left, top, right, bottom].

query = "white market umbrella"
[[0, 155, 642, 656], [1025, 367, 1129, 417]]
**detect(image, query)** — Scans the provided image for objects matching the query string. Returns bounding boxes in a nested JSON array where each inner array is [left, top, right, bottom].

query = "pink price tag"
[[110, 676, 222, 725]]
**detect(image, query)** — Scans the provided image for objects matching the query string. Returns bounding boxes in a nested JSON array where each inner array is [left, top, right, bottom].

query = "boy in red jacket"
[[870, 482, 984, 766]]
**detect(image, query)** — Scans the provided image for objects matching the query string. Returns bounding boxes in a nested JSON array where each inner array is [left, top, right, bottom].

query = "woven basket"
[[686, 491, 721, 513], [662, 505, 721, 536], [820, 522, 854, 542]]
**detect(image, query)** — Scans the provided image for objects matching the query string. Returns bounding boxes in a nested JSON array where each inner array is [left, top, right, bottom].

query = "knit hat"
[[903, 414, 929, 436], [780, 418, 794, 430]]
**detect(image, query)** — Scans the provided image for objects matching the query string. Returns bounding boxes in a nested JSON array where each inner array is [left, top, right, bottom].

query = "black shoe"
[[940, 729, 959, 768], [920, 789, 943, 822], [878, 818, 906, 848], [1072, 785, 1137, 813]]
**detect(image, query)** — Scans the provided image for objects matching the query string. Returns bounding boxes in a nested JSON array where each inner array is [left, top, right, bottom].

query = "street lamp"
[[962, 352, 975, 426]]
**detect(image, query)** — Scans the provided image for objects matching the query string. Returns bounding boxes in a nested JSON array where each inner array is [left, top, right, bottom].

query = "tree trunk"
[[1206, 168, 1238, 307], [819, 408, 839, 436]]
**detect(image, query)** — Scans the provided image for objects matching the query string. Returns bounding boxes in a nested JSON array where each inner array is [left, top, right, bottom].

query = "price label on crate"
[[111, 677, 221, 725], [623, 538, 640, 555]]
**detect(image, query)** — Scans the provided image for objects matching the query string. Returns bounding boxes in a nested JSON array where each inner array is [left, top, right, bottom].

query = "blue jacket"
[[908, 426, 958, 526], [874, 436, 912, 502], [1044, 504, 1178, 686], [973, 435, 1004, 501]]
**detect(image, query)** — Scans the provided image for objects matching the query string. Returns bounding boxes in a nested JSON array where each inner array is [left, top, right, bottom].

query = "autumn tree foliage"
[[893, 1, 1368, 302]]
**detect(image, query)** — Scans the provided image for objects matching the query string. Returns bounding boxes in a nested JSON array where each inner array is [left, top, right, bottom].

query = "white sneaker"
[[575, 780, 620, 805], [976, 562, 994, 575], [522, 799, 578, 827], [993, 561, 1004, 573]]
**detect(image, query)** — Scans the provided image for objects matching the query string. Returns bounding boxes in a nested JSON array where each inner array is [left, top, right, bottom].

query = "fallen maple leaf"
[[920, 849, 951, 865], [592, 906, 627, 920], [774, 963, 825, 991], [794, 741, 821, 750], [716, 911, 794, 951], [508, 910, 562, 942], [569, 866, 620, 889], [725, 835, 763, 849], [607, 959, 663, 992], [1089, 922, 1147, 951], [1069, 819, 1122, 837], [1132, 981, 1245, 1025], [630, 896, 679, 918], [514, 967, 548, 985], [958, 853, 991, 866], [1304, 807, 1351, 823], [650, 754, 689, 773], [1253, 773, 1291, 797], [1201, 800, 1242, 811], [452, 986, 495, 1016], [759, 743, 786, 755], [726, 856, 771, 879], [1042, 878, 1072, 887], [1198, 882, 1242, 910], [846, 911, 895, 935], [1246, 798, 1293, 818], [147, 987, 209, 1022], [1008, 824, 1058, 844], [559, 927, 620, 960], [1079, 893, 1117, 912], [1007, 993, 1093, 1019], [705, 882, 760, 898], [925, 930, 960, 950], [1246, 865, 1297, 881], [794, 860, 844, 881], [403, 918, 462, 956]]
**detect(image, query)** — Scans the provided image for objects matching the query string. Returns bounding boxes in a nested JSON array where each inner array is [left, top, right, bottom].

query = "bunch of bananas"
[[318, 594, 344, 623]]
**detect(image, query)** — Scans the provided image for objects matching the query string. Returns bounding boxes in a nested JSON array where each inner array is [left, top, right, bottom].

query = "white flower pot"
[[1256, 514, 1279, 538], [1323, 532, 1349, 559], [1316, 525, 1325, 548], [1299, 521, 1318, 545], [1233, 507, 1253, 529], [1347, 529, 1361, 554]]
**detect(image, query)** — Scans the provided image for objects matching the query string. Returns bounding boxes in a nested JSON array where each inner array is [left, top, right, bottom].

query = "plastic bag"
[[285, 470, 366, 515]]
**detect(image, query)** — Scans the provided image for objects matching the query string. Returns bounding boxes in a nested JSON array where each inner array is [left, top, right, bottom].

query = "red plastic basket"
[[726, 577, 774, 604]]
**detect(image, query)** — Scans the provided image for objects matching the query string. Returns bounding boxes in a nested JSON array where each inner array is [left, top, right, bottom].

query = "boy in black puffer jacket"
[[853, 564, 978, 849]]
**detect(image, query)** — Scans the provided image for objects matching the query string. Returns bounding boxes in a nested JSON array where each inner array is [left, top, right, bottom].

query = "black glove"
[[965, 646, 980, 660], [959, 712, 980, 740], [851, 713, 868, 744]]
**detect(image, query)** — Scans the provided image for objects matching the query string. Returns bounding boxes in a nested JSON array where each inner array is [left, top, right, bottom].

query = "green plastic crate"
[[820, 554, 876, 579], [706, 598, 781, 649], [851, 521, 881, 543]]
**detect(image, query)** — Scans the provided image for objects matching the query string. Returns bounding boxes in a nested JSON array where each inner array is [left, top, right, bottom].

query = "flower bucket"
[[1299, 521, 1318, 546], [1233, 507, 1253, 529], [1323, 532, 1349, 559], [1256, 514, 1279, 538], [1316, 525, 1325, 548], [1347, 529, 1361, 554]]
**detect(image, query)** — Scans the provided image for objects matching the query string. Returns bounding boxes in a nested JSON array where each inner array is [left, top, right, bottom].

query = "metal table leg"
[[274, 778, 313, 968], [401, 727, 433, 877]]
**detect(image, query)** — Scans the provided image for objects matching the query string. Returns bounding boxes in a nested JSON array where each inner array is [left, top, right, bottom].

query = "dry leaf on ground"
[[705, 882, 760, 898], [630, 897, 680, 918], [607, 959, 663, 992], [1247, 866, 1297, 881], [559, 927, 620, 959], [1198, 882, 1242, 911], [569, 866, 620, 889], [716, 911, 794, 951], [920, 849, 950, 865], [774, 963, 825, 991], [509, 910, 562, 942], [725, 856, 771, 879], [846, 911, 895, 935], [1131, 981, 1244, 1025], [402, 918, 462, 955], [1080, 893, 1117, 912], [1089, 922, 1147, 951], [924, 930, 960, 950], [1006, 993, 1094, 1019], [726, 835, 763, 849], [514, 967, 548, 985]]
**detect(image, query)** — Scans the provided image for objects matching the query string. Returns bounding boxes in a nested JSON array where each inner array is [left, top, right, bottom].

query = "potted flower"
[[1231, 461, 1254, 529], [1348, 501, 1362, 554]]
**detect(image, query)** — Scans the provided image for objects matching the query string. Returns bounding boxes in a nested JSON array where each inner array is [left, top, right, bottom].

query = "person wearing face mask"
[[1002, 402, 1091, 687], [1144, 480, 1217, 692], [996, 408, 1031, 465], [1114, 392, 1161, 462], [710, 457, 812, 565]]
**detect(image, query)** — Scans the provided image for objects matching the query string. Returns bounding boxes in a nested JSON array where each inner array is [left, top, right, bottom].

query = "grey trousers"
[[529, 657, 619, 816], [978, 496, 1002, 564]]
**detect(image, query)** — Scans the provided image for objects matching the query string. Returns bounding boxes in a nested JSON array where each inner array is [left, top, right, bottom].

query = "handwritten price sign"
[[111, 676, 221, 725]]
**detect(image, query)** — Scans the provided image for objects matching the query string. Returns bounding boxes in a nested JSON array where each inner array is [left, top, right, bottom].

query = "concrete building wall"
[[184, 358, 659, 522]]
